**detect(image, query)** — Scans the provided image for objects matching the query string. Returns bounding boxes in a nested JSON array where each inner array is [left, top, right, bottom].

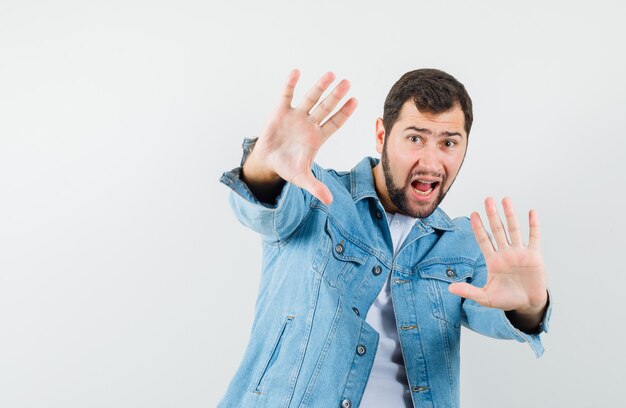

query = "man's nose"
[[415, 145, 442, 174]]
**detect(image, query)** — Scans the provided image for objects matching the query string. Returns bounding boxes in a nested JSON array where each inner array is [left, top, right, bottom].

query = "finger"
[[470, 211, 495, 258], [309, 79, 351, 124], [528, 209, 541, 250], [502, 197, 523, 246], [484, 197, 509, 249], [296, 72, 336, 113], [281, 69, 301, 109], [290, 171, 334, 205], [448, 282, 492, 308], [320, 97, 358, 140]]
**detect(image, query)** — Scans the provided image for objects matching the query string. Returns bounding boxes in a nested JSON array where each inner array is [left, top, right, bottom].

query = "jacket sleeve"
[[219, 164, 325, 243], [461, 256, 552, 358]]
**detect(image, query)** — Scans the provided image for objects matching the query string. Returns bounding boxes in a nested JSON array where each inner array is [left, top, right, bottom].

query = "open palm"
[[250, 70, 357, 205], [449, 197, 548, 313]]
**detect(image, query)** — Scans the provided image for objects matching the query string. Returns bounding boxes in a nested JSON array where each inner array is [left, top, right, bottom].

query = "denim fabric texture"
[[218, 157, 550, 408]]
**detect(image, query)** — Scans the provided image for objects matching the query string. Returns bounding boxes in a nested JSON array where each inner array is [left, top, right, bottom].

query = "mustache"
[[408, 169, 444, 182]]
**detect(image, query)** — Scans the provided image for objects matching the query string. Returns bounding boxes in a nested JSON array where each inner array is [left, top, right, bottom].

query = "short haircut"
[[383, 68, 473, 136]]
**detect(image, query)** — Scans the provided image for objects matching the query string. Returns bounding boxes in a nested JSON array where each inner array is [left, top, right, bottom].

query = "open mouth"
[[410, 179, 440, 196]]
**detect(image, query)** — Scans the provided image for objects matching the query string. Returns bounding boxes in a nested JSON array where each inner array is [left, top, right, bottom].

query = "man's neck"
[[372, 163, 400, 214]]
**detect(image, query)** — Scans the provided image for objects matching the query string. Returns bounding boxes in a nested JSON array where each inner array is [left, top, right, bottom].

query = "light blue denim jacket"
[[219, 157, 550, 408]]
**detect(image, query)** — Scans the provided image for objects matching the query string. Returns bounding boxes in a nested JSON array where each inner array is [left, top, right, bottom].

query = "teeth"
[[412, 187, 433, 195], [417, 179, 436, 184]]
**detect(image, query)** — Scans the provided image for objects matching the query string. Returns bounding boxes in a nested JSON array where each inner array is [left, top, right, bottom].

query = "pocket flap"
[[418, 262, 474, 283], [326, 220, 368, 265]]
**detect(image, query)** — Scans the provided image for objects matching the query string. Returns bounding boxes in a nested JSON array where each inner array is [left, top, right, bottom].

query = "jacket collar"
[[350, 157, 457, 231]]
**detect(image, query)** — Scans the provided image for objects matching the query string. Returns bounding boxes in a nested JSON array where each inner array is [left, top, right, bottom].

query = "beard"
[[381, 146, 448, 219]]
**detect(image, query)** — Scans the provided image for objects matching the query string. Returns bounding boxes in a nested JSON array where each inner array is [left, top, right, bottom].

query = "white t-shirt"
[[360, 212, 418, 408]]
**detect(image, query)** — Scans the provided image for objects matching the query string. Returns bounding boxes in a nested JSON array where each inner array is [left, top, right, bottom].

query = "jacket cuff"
[[219, 166, 290, 210], [501, 289, 552, 358]]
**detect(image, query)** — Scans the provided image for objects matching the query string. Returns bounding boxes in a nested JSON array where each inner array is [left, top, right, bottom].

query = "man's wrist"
[[241, 149, 281, 185], [513, 303, 547, 318], [238, 137, 284, 204], [506, 291, 550, 334]]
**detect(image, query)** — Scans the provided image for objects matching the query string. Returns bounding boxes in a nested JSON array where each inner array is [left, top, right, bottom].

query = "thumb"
[[291, 172, 333, 205], [448, 282, 492, 308]]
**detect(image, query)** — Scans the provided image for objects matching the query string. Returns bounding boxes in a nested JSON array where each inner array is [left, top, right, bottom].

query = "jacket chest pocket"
[[417, 261, 474, 328], [312, 219, 369, 289]]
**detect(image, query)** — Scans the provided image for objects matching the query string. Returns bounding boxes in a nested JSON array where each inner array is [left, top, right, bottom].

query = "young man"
[[219, 69, 550, 408]]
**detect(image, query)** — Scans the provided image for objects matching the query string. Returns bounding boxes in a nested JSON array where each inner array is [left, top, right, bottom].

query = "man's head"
[[383, 69, 473, 137], [374, 69, 473, 218]]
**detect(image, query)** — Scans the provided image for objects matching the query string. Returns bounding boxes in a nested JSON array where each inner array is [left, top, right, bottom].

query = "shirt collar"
[[350, 156, 457, 231]]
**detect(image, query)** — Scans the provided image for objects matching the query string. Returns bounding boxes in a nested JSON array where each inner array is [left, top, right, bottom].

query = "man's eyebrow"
[[404, 126, 463, 137], [441, 131, 463, 137], [404, 126, 431, 134]]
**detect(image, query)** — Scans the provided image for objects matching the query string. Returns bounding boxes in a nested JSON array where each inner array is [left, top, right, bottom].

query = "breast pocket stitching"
[[311, 219, 368, 288], [417, 261, 474, 328]]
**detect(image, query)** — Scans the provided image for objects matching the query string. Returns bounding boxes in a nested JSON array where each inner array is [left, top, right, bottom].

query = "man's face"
[[375, 100, 468, 218]]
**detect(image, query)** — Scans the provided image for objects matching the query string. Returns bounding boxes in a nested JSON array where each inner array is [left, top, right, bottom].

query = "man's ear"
[[375, 118, 385, 154]]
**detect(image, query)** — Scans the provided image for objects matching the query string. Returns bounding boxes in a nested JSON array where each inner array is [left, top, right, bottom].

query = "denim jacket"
[[218, 157, 550, 408]]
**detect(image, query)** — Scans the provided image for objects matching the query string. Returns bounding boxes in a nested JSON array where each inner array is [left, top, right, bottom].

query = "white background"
[[1, 0, 625, 407]]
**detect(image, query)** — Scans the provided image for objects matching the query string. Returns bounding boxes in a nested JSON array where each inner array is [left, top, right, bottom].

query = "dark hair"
[[383, 68, 473, 136]]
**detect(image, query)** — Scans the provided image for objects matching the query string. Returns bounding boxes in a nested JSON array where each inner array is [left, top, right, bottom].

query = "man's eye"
[[409, 136, 421, 143], [444, 140, 457, 148]]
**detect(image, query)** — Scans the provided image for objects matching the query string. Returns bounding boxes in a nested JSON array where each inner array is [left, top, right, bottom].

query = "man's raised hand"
[[448, 197, 548, 330], [242, 70, 358, 205]]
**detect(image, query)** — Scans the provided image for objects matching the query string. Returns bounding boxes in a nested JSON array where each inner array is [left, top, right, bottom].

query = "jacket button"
[[352, 307, 360, 316], [375, 210, 382, 219], [356, 345, 366, 356], [335, 243, 344, 254], [446, 268, 455, 278], [412, 385, 429, 393], [372, 265, 382, 276], [341, 399, 352, 408]]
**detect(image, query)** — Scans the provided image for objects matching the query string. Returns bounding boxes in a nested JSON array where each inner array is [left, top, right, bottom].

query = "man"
[[219, 69, 550, 408]]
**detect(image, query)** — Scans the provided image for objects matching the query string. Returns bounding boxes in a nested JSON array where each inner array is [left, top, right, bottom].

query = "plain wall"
[[1, 0, 625, 407]]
